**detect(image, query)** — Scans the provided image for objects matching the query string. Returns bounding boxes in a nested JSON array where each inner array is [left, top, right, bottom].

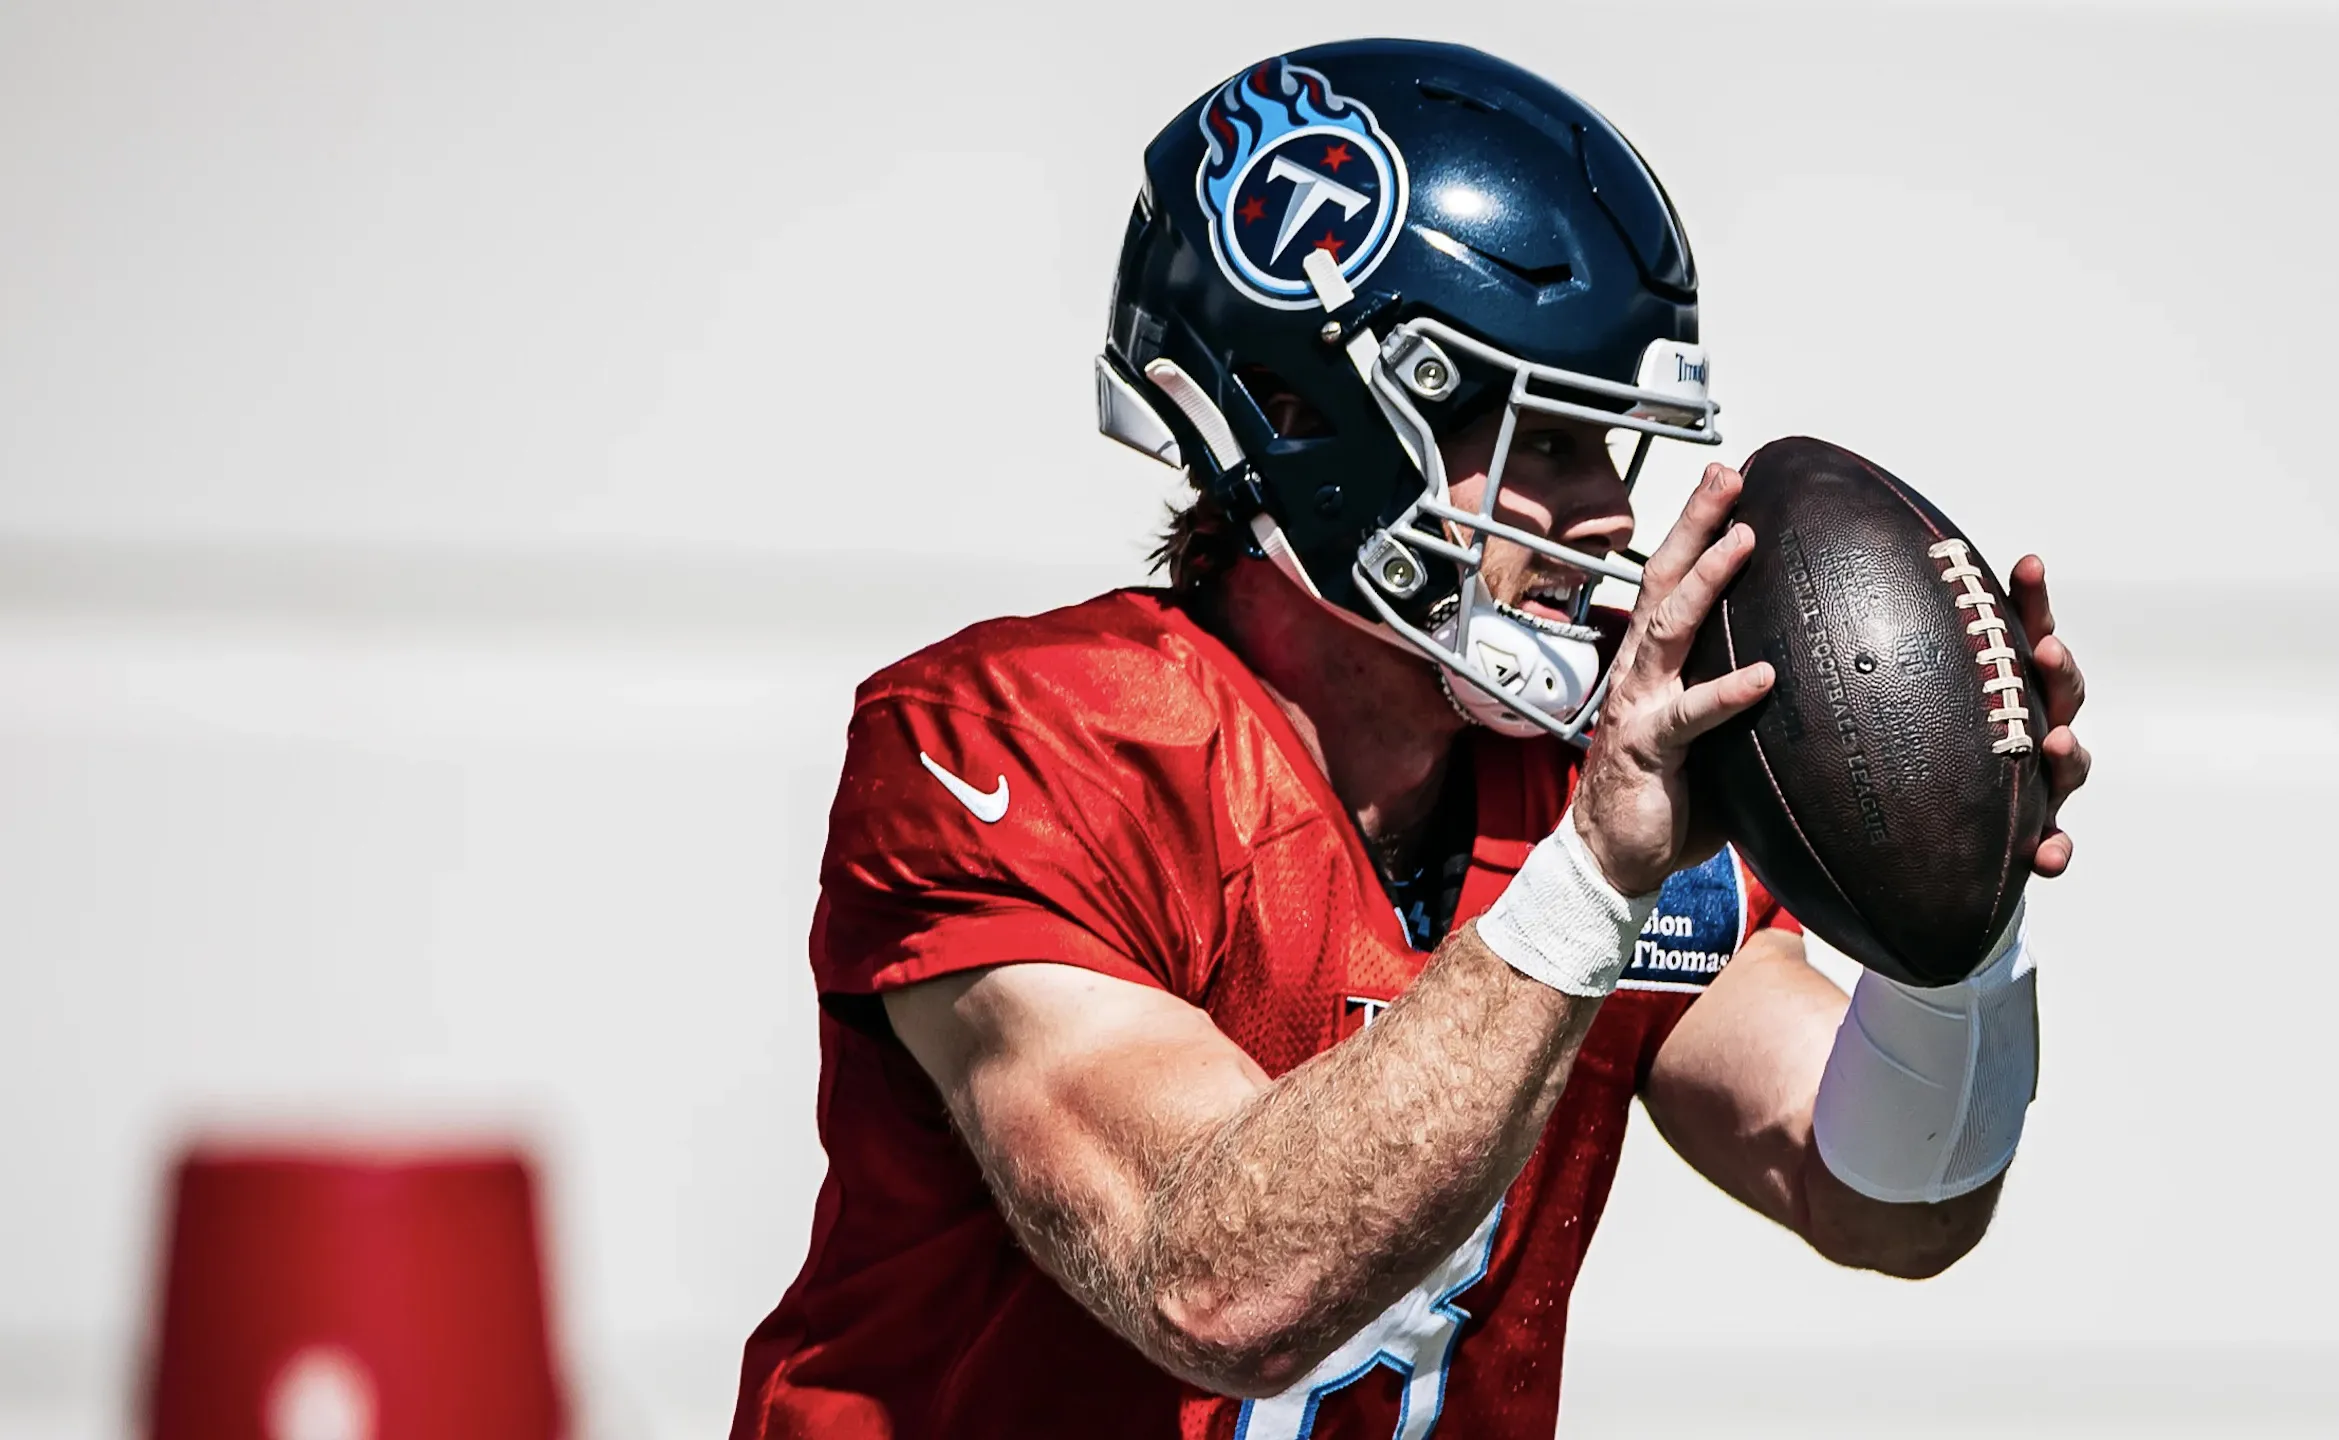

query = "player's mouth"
[[1516, 572, 1589, 624]]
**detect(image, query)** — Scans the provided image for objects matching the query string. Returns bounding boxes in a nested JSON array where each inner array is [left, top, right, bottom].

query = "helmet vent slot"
[[1483, 255, 1573, 289], [1417, 79, 1501, 114]]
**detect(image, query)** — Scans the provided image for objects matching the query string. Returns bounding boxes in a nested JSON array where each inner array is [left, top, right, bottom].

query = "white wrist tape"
[[1813, 903, 2039, 1205], [1474, 812, 1659, 998]]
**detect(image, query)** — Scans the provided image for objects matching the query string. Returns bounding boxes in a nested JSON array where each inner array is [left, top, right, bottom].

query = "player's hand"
[[2009, 554, 2089, 876], [1573, 463, 1774, 896]]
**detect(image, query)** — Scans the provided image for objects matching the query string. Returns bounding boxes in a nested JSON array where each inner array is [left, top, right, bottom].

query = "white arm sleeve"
[[1812, 904, 2039, 1205]]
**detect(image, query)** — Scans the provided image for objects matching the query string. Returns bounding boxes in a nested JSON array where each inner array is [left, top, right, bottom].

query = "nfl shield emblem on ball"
[[1195, 58, 1410, 309]]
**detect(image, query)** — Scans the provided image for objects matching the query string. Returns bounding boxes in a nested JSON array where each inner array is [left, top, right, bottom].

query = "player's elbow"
[[1817, 1218, 1989, 1279], [1802, 1167, 2001, 1279], [1151, 1285, 1326, 1399]]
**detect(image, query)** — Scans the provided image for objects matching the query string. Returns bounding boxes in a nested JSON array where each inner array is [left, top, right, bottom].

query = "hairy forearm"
[[917, 810, 1655, 1393], [1128, 921, 1597, 1392]]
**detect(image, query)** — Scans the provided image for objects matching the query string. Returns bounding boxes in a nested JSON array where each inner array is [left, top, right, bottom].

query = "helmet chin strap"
[[1249, 512, 1418, 650], [1252, 501, 1606, 742], [1431, 599, 1607, 738]]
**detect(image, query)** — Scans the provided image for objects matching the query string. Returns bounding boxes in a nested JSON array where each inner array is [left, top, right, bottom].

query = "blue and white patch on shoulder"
[[1194, 58, 1409, 310], [1617, 847, 1750, 993]]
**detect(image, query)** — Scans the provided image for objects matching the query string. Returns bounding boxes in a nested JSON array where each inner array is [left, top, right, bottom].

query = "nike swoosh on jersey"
[[918, 750, 1010, 824]]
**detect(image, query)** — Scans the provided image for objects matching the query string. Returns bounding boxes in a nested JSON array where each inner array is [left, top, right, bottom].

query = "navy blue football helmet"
[[1098, 39, 1719, 744]]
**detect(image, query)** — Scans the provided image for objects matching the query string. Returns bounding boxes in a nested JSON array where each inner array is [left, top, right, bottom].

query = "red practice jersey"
[[733, 589, 1796, 1440]]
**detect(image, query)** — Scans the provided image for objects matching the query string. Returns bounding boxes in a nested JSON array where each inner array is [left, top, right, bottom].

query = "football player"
[[732, 39, 2090, 1440]]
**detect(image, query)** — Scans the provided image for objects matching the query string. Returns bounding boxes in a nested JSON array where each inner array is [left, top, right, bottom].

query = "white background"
[[2, 1, 2334, 1436]]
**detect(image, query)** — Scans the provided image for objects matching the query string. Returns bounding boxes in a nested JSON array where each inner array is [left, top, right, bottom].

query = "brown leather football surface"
[[1684, 437, 2048, 987]]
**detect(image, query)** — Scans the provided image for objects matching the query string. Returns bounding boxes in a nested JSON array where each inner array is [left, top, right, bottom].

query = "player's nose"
[[1562, 506, 1635, 558]]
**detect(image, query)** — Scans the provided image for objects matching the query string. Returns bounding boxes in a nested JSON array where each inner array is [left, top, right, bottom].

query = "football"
[[1684, 437, 2049, 987]]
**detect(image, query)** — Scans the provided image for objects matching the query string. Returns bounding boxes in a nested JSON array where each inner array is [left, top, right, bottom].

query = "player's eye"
[[1522, 431, 1573, 459]]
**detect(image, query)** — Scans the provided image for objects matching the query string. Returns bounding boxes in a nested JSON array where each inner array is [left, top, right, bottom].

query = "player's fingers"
[[1631, 522, 1752, 680], [2034, 633, 2087, 726], [2010, 554, 2055, 640], [2042, 726, 2092, 804], [2032, 828, 2074, 877], [1652, 660, 1774, 750], [1637, 464, 1742, 598]]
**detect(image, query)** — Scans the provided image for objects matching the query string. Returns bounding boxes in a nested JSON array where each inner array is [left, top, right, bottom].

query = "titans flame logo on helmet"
[[1195, 59, 1410, 310]]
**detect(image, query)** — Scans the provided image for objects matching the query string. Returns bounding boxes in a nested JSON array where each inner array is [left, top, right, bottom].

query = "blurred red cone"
[[145, 1142, 565, 1440]]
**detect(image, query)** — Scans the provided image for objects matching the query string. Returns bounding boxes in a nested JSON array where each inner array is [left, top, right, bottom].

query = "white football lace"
[[1926, 539, 2034, 755]]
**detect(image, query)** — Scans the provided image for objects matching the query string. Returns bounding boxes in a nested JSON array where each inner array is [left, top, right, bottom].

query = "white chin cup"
[[1430, 600, 1603, 738]]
